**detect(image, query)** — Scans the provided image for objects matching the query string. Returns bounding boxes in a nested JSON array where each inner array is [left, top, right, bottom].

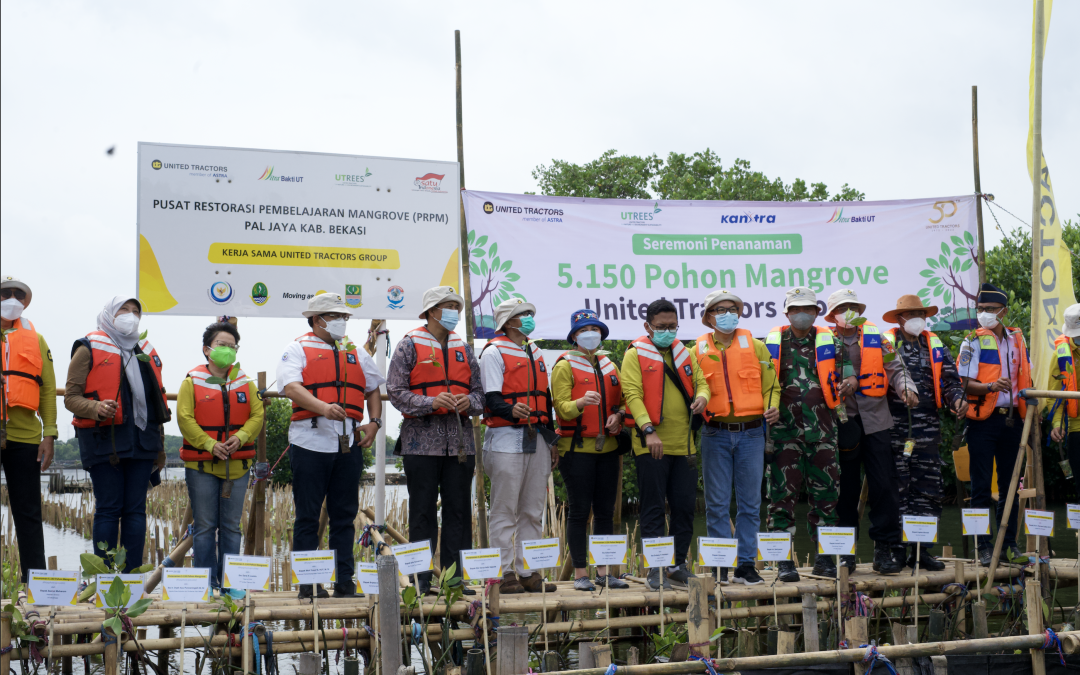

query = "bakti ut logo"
[[258, 166, 304, 183]]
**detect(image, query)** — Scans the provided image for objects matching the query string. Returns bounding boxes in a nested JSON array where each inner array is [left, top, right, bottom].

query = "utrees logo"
[[336, 169, 372, 187], [258, 166, 304, 183], [413, 173, 446, 193]]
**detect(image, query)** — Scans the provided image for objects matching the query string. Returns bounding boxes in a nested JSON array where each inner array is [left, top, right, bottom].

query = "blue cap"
[[566, 308, 609, 344], [977, 282, 1008, 306]]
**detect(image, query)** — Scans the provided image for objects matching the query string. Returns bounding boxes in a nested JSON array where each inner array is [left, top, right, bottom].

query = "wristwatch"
[[642, 425, 656, 436], [371, 417, 383, 429]]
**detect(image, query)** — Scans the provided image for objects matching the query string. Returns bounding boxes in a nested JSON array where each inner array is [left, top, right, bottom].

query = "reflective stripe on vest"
[[1, 317, 42, 417], [884, 328, 945, 408], [964, 327, 1031, 421], [554, 352, 625, 446], [404, 326, 472, 419], [71, 331, 169, 428], [290, 332, 367, 422], [764, 325, 840, 409], [482, 335, 550, 428], [180, 364, 256, 462], [1053, 335, 1079, 419], [633, 335, 695, 426], [694, 329, 764, 419]]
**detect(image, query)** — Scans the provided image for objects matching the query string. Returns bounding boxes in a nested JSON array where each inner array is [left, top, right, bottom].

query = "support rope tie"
[[100, 624, 118, 647], [1043, 628, 1066, 667], [247, 622, 264, 675], [604, 664, 618, 675], [688, 655, 718, 675], [860, 641, 898, 675]]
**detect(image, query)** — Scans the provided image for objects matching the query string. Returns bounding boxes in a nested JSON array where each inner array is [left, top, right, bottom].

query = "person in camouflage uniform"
[[764, 287, 840, 582], [881, 295, 967, 571]]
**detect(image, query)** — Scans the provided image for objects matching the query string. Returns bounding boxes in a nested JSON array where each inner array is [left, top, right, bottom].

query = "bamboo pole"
[[983, 406, 1035, 593], [362, 507, 408, 545], [252, 371, 268, 556], [972, 85, 987, 285], [1019, 389, 1080, 400]]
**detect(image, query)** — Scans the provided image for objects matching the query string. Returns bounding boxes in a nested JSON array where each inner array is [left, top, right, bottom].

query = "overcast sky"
[[2, 1, 1077, 442]]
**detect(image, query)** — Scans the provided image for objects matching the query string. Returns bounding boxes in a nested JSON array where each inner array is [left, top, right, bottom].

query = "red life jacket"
[[289, 332, 367, 422], [180, 364, 256, 462], [404, 326, 472, 419], [1, 317, 42, 419], [554, 351, 628, 446], [72, 331, 169, 428], [631, 335, 695, 426], [481, 335, 550, 428]]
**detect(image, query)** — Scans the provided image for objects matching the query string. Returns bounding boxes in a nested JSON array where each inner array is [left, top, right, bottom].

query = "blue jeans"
[[700, 424, 765, 566], [87, 458, 155, 572], [185, 468, 249, 588]]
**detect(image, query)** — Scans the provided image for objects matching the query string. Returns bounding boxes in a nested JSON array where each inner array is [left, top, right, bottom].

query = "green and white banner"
[[462, 191, 980, 339]]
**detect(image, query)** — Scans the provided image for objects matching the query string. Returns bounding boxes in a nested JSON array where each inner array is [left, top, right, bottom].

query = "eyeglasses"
[[321, 313, 349, 321], [0, 289, 26, 301], [707, 306, 739, 316], [211, 341, 238, 350], [649, 323, 679, 331], [975, 306, 1004, 313], [516, 311, 535, 318]]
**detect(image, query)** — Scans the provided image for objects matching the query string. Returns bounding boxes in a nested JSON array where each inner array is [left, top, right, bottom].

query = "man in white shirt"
[[277, 293, 385, 598]]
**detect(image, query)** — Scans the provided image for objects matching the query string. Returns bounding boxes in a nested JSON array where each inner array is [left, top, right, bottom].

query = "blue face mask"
[[650, 328, 677, 348], [518, 315, 536, 336], [438, 308, 459, 332], [715, 313, 739, 334]]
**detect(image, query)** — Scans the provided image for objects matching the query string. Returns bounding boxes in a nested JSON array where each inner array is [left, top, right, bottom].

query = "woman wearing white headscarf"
[[65, 296, 170, 571]]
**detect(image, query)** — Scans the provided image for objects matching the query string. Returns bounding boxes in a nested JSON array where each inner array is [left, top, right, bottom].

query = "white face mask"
[[1, 298, 25, 321], [977, 312, 1001, 329], [902, 317, 926, 337], [114, 312, 140, 336], [576, 331, 602, 351], [323, 318, 348, 340]]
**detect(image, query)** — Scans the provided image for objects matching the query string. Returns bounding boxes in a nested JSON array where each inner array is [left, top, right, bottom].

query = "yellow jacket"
[[621, 344, 711, 456], [1050, 339, 1080, 434]]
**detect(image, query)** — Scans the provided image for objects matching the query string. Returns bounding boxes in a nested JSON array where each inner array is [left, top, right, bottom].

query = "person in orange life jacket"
[[278, 293, 384, 599], [65, 297, 169, 572], [1049, 304, 1080, 498], [622, 299, 710, 591], [1, 276, 55, 581], [178, 321, 264, 595], [881, 295, 967, 572], [551, 309, 631, 592], [695, 291, 779, 587], [480, 298, 558, 594], [957, 282, 1033, 564], [764, 287, 840, 583], [387, 286, 484, 597], [825, 289, 914, 577]]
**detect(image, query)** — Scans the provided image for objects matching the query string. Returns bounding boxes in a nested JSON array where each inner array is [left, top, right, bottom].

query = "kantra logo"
[[413, 173, 446, 193]]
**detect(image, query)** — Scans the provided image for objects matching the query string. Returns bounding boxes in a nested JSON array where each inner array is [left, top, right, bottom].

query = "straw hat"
[[882, 294, 938, 324]]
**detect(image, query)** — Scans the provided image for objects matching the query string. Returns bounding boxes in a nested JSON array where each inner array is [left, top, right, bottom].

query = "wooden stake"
[[412, 573, 432, 674], [482, 583, 493, 675], [687, 578, 709, 658], [913, 545, 921, 640], [242, 593, 252, 675], [847, 617, 868, 675], [1026, 579, 1046, 675], [801, 594, 819, 652], [178, 605, 187, 675], [972, 85, 987, 284], [984, 406, 1036, 594]]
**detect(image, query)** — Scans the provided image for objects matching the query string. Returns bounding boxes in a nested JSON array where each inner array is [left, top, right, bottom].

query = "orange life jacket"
[[72, 331, 168, 428], [404, 326, 472, 419], [481, 335, 550, 428], [884, 328, 946, 408], [180, 364, 256, 462], [694, 329, 765, 419], [289, 332, 367, 422], [964, 327, 1031, 421], [1, 317, 42, 419], [1053, 334, 1078, 420], [847, 322, 887, 397], [554, 351, 629, 446], [764, 325, 840, 409], [632, 335, 695, 426]]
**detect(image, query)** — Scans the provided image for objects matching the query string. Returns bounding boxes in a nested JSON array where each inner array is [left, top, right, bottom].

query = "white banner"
[[137, 142, 460, 318], [462, 191, 980, 339]]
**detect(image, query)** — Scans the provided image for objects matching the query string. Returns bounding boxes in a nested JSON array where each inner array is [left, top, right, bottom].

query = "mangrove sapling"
[[334, 337, 360, 454], [2, 562, 40, 674], [78, 544, 155, 603]]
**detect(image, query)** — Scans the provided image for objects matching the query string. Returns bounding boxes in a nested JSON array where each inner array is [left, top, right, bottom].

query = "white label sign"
[[392, 541, 434, 577], [961, 508, 991, 536], [588, 535, 629, 566], [1067, 504, 1080, 530], [697, 538, 738, 568], [521, 538, 561, 571], [290, 550, 337, 586], [756, 533, 792, 562], [460, 548, 503, 581], [356, 563, 380, 595], [902, 516, 939, 543], [222, 555, 272, 591], [161, 568, 211, 602], [27, 570, 80, 606], [817, 527, 857, 556], [641, 537, 676, 568], [1024, 510, 1055, 537], [95, 574, 145, 609]]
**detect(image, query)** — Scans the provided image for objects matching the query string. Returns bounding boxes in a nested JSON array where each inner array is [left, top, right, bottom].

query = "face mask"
[[789, 312, 815, 331], [323, 318, 348, 340], [518, 316, 536, 336], [835, 309, 860, 328], [977, 312, 1000, 329], [438, 309, 460, 332], [902, 317, 926, 337], [1, 298, 24, 321], [208, 346, 237, 369], [650, 328, 677, 348], [114, 312, 140, 336], [576, 331, 602, 351], [715, 313, 739, 334]]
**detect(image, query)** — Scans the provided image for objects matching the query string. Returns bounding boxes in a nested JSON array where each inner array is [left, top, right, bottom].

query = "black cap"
[[977, 282, 1008, 306]]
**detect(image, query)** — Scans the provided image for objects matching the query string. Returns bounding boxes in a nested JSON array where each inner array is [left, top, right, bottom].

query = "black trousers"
[[403, 454, 476, 579], [1068, 430, 1080, 499], [837, 417, 901, 546], [967, 413, 1024, 549], [0, 442, 46, 582], [559, 450, 620, 568], [290, 445, 363, 584], [634, 452, 696, 566]]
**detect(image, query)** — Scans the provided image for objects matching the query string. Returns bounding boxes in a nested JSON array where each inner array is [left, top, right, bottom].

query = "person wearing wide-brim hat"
[[956, 282, 1032, 565], [1049, 303, 1080, 497], [277, 292, 385, 599], [479, 298, 558, 594], [550, 309, 631, 591], [0, 275, 55, 582], [878, 294, 967, 572]]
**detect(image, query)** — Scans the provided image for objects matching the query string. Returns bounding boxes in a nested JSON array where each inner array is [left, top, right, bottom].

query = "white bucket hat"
[[419, 286, 465, 319], [302, 292, 350, 318], [784, 287, 818, 310], [1, 275, 32, 307], [1064, 303, 1080, 339], [494, 298, 536, 332], [825, 288, 866, 322], [701, 290, 743, 328]]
